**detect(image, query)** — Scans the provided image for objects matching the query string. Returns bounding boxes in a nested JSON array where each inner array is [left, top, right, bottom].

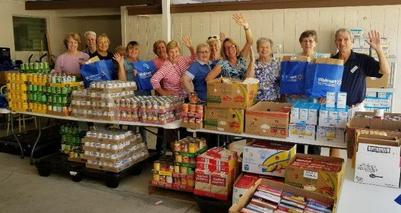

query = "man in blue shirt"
[[181, 43, 213, 102], [331, 28, 390, 108]]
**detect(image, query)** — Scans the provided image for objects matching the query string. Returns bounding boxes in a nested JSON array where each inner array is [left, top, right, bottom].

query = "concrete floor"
[[0, 152, 200, 213]]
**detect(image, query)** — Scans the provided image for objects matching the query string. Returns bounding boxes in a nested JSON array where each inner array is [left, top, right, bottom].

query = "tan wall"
[[0, 0, 57, 63], [0, 0, 121, 62], [55, 16, 122, 55], [123, 5, 401, 112]]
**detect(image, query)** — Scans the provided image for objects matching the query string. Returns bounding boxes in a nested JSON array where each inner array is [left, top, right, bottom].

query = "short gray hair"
[[84, 31, 96, 39], [256, 37, 273, 49], [335, 28, 353, 40]]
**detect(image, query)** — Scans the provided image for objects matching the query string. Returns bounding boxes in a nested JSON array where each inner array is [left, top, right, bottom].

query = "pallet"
[[35, 152, 145, 188]]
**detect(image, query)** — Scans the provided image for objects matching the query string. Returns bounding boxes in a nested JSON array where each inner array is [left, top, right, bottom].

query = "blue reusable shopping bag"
[[80, 59, 114, 88], [132, 60, 157, 91], [304, 61, 344, 98], [279, 58, 308, 95]]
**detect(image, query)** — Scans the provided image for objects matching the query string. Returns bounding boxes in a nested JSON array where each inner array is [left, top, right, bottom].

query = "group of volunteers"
[[53, 13, 390, 113]]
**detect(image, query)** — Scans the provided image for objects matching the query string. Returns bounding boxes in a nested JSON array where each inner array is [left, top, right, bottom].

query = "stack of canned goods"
[[20, 62, 51, 74], [152, 137, 207, 192], [6, 73, 28, 112], [82, 129, 149, 173], [60, 123, 86, 161], [116, 96, 184, 124], [181, 103, 204, 129], [71, 81, 135, 120], [26, 73, 81, 115]]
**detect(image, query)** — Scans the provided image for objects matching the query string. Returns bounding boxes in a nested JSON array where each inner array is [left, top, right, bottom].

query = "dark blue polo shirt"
[[331, 50, 382, 106]]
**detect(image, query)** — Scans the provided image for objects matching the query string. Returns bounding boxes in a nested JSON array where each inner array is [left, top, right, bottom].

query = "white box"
[[290, 104, 300, 124], [366, 91, 377, 98], [328, 109, 339, 127], [326, 92, 336, 108], [318, 106, 330, 127], [299, 104, 309, 122], [289, 124, 316, 140], [354, 142, 400, 188], [316, 126, 345, 142], [337, 92, 347, 109], [337, 109, 349, 128], [307, 104, 319, 125], [242, 141, 296, 177]]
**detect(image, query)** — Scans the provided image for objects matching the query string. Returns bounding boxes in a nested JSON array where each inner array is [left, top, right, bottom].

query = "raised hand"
[[366, 30, 382, 51], [233, 13, 249, 29], [219, 32, 226, 41], [182, 35, 192, 48], [113, 53, 124, 64]]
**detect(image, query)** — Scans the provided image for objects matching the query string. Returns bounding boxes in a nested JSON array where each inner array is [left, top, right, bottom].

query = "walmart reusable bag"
[[304, 58, 344, 98], [279, 56, 310, 95], [80, 59, 114, 88]]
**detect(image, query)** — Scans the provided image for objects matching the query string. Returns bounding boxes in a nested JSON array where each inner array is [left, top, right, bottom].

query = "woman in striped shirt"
[[151, 36, 196, 97]]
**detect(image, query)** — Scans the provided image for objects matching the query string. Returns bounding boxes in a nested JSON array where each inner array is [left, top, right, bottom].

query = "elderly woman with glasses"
[[181, 43, 213, 102], [206, 14, 253, 81]]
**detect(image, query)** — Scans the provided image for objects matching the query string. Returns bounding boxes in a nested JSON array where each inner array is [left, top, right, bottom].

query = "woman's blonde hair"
[[221, 38, 240, 59], [196, 43, 210, 53], [97, 33, 110, 44], [166, 40, 180, 52], [63, 32, 81, 49]]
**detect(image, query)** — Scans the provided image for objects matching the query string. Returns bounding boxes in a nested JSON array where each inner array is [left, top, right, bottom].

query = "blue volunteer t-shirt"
[[186, 60, 213, 102], [132, 60, 157, 91], [331, 50, 382, 106]]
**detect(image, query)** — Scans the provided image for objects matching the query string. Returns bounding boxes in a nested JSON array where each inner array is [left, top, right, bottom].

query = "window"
[[13, 16, 48, 51]]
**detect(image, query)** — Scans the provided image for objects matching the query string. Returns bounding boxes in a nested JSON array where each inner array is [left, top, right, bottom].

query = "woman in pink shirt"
[[54, 33, 89, 76], [152, 40, 168, 70], [151, 36, 196, 97]]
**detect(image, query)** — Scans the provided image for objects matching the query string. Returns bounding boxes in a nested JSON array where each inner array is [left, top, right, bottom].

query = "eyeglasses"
[[207, 36, 218, 40], [197, 51, 210, 54], [224, 44, 236, 49]]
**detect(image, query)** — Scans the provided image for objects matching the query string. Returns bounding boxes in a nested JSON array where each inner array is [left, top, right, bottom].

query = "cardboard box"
[[289, 124, 316, 140], [347, 112, 401, 158], [367, 73, 390, 88], [245, 102, 291, 138], [228, 139, 247, 162], [242, 141, 297, 177], [351, 129, 401, 167], [204, 106, 244, 134], [354, 137, 400, 188], [229, 178, 335, 213], [206, 78, 258, 109], [194, 147, 238, 201], [232, 173, 259, 204], [285, 154, 345, 200], [316, 126, 345, 143]]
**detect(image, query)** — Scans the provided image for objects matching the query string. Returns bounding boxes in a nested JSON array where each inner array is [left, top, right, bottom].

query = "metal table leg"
[[162, 128, 167, 155], [30, 117, 42, 164], [10, 113, 24, 159]]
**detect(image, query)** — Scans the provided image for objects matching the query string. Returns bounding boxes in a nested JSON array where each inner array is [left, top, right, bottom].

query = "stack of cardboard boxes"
[[193, 147, 238, 200], [232, 141, 297, 204], [348, 112, 401, 188], [204, 78, 258, 134]]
